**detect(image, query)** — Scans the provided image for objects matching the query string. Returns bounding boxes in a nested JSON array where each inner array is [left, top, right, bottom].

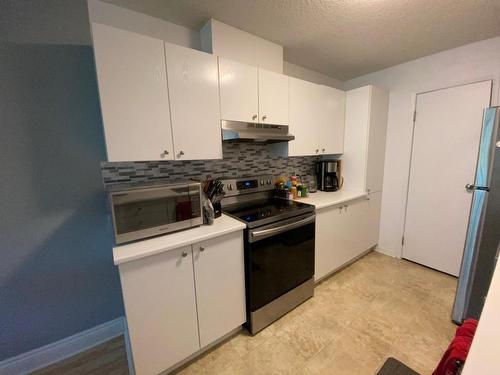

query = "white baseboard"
[[374, 246, 400, 258], [0, 317, 125, 375]]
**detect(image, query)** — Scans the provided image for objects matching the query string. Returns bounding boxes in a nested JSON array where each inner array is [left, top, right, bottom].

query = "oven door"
[[111, 183, 202, 244], [246, 213, 315, 312]]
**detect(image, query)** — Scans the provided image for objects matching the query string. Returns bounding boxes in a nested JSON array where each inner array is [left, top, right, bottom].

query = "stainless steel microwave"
[[108, 181, 203, 244]]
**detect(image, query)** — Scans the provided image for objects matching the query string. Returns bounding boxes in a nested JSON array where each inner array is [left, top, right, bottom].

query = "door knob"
[[252, 114, 257, 120], [181, 251, 188, 258], [262, 115, 267, 121], [465, 183, 475, 192], [315, 149, 319, 154], [199, 246, 205, 252], [322, 148, 325, 152], [178, 150, 185, 157], [160, 150, 169, 158]]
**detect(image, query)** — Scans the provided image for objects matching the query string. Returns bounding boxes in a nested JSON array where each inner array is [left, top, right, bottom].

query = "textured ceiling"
[[103, 0, 500, 80]]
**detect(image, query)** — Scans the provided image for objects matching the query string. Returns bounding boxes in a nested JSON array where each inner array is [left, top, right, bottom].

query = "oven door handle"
[[250, 214, 315, 240]]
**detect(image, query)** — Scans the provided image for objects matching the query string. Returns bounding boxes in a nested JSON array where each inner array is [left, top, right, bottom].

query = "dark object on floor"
[[433, 318, 478, 375], [377, 357, 420, 375]]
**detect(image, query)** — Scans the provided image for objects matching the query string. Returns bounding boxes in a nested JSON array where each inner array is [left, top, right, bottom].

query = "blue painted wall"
[[0, 42, 124, 360]]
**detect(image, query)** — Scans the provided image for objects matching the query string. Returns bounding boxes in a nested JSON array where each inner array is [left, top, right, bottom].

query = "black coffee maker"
[[316, 160, 341, 191]]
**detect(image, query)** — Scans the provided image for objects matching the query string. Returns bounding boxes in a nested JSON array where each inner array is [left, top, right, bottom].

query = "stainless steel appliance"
[[316, 160, 341, 191], [221, 175, 315, 334], [108, 181, 203, 244], [221, 120, 295, 142], [452, 106, 500, 323]]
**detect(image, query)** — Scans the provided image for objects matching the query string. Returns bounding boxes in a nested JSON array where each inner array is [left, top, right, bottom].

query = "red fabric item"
[[432, 319, 478, 375]]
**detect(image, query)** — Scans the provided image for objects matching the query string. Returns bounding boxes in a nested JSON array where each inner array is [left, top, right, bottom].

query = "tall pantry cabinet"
[[314, 85, 389, 281], [343, 85, 390, 247]]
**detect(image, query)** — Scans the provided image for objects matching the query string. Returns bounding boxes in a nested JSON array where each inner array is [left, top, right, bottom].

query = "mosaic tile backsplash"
[[101, 142, 321, 186]]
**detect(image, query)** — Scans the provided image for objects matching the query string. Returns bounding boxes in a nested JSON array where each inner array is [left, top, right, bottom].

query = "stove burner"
[[223, 198, 313, 227]]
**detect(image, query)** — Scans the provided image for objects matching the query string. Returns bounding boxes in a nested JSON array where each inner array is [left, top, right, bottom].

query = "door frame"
[[400, 79, 493, 262]]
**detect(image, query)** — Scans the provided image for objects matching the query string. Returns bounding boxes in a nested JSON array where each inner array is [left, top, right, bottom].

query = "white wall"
[[345, 36, 500, 257], [88, 0, 200, 50], [284, 61, 345, 90], [201, 19, 283, 74], [462, 257, 500, 375]]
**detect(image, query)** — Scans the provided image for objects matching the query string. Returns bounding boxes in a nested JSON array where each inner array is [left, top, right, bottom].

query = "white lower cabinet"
[[118, 231, 246, 375], [193, 232, 246, 347], [315, 194, 382, 281], [119, 246, 199, 375]]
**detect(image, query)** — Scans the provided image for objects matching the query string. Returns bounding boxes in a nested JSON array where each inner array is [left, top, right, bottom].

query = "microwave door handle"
[[251, 215, 315, 240]]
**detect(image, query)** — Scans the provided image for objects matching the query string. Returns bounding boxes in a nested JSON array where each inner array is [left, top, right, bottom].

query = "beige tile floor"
[[35, 251, 458, 375], [175, 251, 458, 375]]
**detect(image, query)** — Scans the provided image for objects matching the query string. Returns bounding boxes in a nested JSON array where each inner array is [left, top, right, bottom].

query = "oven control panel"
[[221, 175, 275, 197], [237, 179, 259, 190]]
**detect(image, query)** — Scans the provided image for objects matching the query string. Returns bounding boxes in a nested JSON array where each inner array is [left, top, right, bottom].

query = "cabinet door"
[[165, 43, 222, 160], [92, 23, 174, 162], [366, 86, 389, 193], [289, 77, 321, 156], [315, 198, 376, 281], [344, 198, 373, 260], [315, 205, 344, 281], [365, 191, 382, 249], [119, 246, 199, 375], [219, 58, 258, 123], [319, 86, 345, 154], [258, 69, 289, 125], [193, 232, 246, 347], [342, 86, 371, 191]]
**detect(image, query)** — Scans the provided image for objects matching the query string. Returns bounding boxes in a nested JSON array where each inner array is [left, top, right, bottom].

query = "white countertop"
[[293, 190, 367, 210], [113, 214, 246, 265]]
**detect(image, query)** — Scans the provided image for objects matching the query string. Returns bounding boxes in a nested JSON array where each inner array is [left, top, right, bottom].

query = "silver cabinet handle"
[[252, 114, 257, 120], [250, 215, 315, 240], [181, 251, 188, 258], [262, 115, 267, 121], [199, 246, 205, 252]]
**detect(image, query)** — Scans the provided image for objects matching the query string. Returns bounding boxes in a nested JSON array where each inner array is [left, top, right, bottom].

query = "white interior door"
[[402, 81, 491, 276]]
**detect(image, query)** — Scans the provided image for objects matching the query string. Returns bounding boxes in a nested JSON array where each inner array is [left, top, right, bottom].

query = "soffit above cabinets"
[[102, 0, 500, 80]]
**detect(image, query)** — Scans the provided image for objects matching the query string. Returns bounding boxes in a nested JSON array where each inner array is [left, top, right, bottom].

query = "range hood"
[[221, 120, 295, 142]]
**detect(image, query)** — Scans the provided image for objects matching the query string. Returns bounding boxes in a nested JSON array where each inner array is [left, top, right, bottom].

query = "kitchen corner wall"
[[0, 41, 123, 361], [102, 142, 320, 186]]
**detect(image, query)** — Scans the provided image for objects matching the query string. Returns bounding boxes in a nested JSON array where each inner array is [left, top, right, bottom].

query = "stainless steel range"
[[221, 175, 315, 334]]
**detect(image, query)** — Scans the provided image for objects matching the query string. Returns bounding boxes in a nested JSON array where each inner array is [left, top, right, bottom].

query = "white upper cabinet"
[[219, 58, 259, 123], [288, 77, 321, 156], [319, 86, 346, 154], [258, 69, 289, 125], [193, 232, 246, 348], [289, 78, 346, 156], [92, 23, 174, 162], [343, 85, 389, 193], [164, 43, 222, 160]]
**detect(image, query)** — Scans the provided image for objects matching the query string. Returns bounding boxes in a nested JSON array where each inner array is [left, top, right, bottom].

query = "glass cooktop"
[[223, 198, 314, 228]]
